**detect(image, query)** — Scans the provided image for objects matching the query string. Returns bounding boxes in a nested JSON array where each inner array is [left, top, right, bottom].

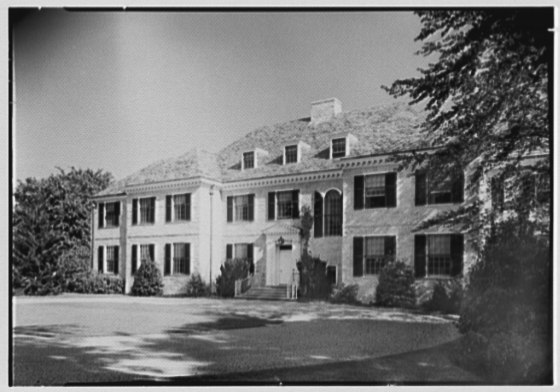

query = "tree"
[[13, 167, 112, 294], [384, 10, 552, 237]]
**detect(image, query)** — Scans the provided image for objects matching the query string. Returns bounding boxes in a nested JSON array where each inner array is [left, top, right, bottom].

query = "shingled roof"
[[97, 148, 221, 196], [96, 101, 426, 196], [218, 101, 426, 181]]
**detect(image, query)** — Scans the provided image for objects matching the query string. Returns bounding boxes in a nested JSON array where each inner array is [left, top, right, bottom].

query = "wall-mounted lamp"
[[276, 236, 285, 246]]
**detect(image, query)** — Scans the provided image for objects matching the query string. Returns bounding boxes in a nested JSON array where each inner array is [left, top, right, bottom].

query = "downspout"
[[209, 185, 215, 293]]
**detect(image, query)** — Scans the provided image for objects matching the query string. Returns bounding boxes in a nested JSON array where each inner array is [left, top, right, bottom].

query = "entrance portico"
[[263, 223, 301, 286]]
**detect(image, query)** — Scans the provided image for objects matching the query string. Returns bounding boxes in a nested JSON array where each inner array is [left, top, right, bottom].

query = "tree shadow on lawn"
[[13, 315, 482, 386], [12, 315, 285, 386]]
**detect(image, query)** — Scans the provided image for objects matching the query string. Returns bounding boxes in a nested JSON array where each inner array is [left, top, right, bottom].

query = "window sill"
[[165, 220, 192, 225], [98, 226, 119, 229], [227, 220, 255, 224], [131, 223, 156, 227]]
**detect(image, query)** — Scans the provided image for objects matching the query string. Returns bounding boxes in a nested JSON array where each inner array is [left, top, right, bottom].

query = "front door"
[[278, 244, 294, 285]]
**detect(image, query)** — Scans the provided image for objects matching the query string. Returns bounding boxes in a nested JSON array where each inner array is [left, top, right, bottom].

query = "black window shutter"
[[149, 244, 155, 263], [150, 198, 156, 223], [115, 202, 120, 225], [114, 247, 119, 274], [414, 235, 426, 278], [185, 194, 191, 220], [415, 172, 427, 206], [226, 244, 233, 260], [98, 203, 105, 228], [227, 196, 233, 222], [313, 192, 323, 238], [385, 172, 397, 207], [132, 199, 138, 225], [166, 195, 172, 222], [164, 244, 171, 275], [247, 243, 254, 274], [353, 237, 364, 277], [491, 177, 504, 212], [186, 244, 191, 275], [451, 171, 465, 203], [354, 175, 364, 210], [98, 246, 104, 273], [268, 192, 275, 220], [292, 190, 300, 218], [248, 194, 255, 221], [131, 245, 138, 275], [451, 234, 464, 276], [384, 236, 396, 260]]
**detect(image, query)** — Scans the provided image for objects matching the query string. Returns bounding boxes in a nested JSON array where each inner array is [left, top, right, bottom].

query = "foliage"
[[186, 273, 210, 297], [423, 279, 463, 314], [458, 220, 551, 383], [330, 283, 359, 305], [375, 260, 416, 308], [66, 272, 124, 294], [130, 261, 164, 296], [13, 168, 113, 295], [215, 258, 250, 298], [384, 10, 552, 237], [296, 253, 331, 300]]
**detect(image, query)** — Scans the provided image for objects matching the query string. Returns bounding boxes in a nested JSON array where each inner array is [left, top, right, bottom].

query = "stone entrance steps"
[[237, 285, 290, 301]]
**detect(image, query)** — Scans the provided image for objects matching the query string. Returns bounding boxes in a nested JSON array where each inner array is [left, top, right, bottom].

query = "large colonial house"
[[92, 98, 484, 297]]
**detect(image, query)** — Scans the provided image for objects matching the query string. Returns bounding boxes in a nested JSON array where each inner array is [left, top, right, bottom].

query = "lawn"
[[12, 294, 480, 385]]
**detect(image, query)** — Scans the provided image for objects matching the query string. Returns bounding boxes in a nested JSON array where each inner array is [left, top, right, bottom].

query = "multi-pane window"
[[285, 145, 298, 164], [174, 194, 189, 221], [415, 170, 464, 206], [173, 243, 190, 275], [354, 173, 397, 209], [227, 194, 254, 222], [140, 244, 154, 263], [414, 234, 463, 277], [243, 151, 255, 169], [133, 197, 156, 225], [226, 243, 254, 274], [277, 191, 298, 219], [234, 195, 250, 221], [106, 246, 119, 274], [105, 202, 120, 227], [352, 236, 396, 277], [364, 237, 386, 275], [427, 235, 452, 275], [324, 190, 342, 236], [331, 138, 346, 158], [165, 194, 191, 222], [365, 174, 386, 207], [98, 201, 120, 228]]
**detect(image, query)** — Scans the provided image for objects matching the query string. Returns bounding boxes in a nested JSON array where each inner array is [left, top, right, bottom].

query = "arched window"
[[324, 190, 342, 236]]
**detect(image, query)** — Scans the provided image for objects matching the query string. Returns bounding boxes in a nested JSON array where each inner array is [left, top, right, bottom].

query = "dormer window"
[[243, 151, 255, 169], [331, 137, 346, 158], [284, 145, 298, 164]]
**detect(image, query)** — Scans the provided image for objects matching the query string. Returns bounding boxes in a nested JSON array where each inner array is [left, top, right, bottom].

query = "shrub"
[[67, 272, 124, 294], [215, 258, 250, 298], [330, 283, 359, 305], [375, 260, 416, 308], [186, 273, 210, 297], [296, 253, 331, 300], [458, 221, 552, 383], [424, 279, 463, 314], [130, 261, 163, 296]]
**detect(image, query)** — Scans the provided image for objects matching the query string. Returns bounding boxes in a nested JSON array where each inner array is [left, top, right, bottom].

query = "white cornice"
[[223, 170, 343, 190]]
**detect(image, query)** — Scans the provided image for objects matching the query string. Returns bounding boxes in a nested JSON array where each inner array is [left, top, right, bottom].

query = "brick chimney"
[[310, 98, 342, 125]]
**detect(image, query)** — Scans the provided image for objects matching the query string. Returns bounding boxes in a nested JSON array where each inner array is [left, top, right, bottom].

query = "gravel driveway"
[[12, 294, 473, 385]]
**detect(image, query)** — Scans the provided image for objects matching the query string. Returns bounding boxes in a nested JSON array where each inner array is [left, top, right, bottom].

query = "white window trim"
[[283, 144, 300, 165], [167, 193, 191, 223], [274, 188, 300, 220], [330, 136, 348, 159], [169, 242, 189, 275], [99, 200, 121, 229], [422, 232, 457, 279], [242, 150, 256, 170], [134, 196, 157, 225], [362, 234, 398, 276], [230, 193, 255, 223]]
